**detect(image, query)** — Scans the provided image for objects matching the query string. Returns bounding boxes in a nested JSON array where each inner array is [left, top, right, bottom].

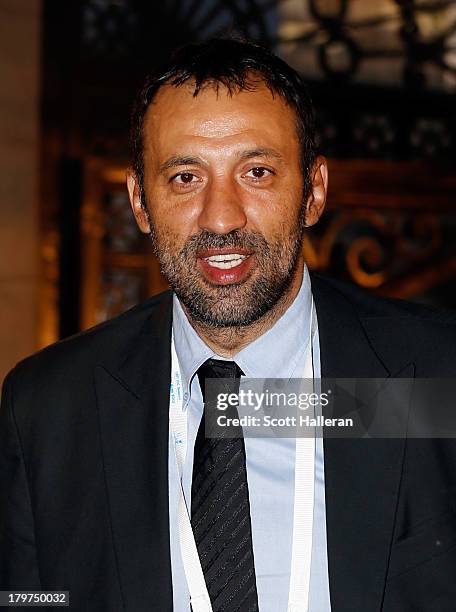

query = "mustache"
[[180, 229, 269, 255]]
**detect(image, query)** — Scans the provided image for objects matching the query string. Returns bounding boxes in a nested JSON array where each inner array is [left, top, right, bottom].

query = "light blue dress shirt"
[[169, 266, 332, 611]]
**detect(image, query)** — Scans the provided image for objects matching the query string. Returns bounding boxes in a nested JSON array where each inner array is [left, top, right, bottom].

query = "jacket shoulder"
[[3, 290, 173, 394], [312, 274, 456, 374], [313, 273, 456, 326]]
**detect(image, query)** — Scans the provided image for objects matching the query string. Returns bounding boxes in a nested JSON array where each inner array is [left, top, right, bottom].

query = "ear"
[[126, 169, 152, 234], [304, 156, 328, 227]]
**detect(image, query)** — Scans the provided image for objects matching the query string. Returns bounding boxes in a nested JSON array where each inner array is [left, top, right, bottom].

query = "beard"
[[148, 212, 306, 328]]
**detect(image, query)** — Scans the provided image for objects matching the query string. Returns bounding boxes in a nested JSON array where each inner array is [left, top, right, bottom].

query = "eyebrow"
[[238, 148, 284, 162], [159, 148, 284, 174], [159, 156, 203, 173]]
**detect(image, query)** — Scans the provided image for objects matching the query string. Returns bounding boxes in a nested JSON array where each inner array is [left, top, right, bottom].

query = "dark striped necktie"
[[191, 358, 259, 612]]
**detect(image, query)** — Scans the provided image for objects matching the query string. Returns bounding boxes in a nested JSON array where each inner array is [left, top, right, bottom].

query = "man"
[[1, 39, 456, 612]]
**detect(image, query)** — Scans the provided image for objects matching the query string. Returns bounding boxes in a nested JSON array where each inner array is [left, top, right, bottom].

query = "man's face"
[[129, 80, 323, 327]]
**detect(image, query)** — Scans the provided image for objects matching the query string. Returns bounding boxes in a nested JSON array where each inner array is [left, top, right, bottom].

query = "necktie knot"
[[198, 358, 243, 380], [197, 359, 243, 405]]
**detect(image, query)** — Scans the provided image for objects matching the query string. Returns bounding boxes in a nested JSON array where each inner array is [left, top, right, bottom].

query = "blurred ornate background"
[[1, 0, 455, 379]]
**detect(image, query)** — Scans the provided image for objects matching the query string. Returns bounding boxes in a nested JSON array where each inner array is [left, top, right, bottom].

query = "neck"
[[185, 260, 305, 358]]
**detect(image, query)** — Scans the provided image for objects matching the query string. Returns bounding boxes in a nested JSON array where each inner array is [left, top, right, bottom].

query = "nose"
[[198, 177, 247, 235]]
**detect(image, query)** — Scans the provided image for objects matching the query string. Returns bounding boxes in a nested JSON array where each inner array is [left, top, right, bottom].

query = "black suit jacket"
[[1, 274, 456, 611]]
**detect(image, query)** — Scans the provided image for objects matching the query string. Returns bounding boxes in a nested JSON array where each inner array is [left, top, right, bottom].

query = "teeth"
[[204, 253, 248, 269], [205, 254, 247, 262]]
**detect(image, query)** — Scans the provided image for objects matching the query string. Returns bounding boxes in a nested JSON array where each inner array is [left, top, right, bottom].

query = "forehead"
[[142, 80, 300, 160]]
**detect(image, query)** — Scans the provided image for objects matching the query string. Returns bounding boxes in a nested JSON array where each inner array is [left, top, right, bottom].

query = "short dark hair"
[[130, 38, 317, 202]]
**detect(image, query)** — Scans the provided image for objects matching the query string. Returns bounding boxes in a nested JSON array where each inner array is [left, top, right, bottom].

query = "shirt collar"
[[172, 297, 213, 396], [172, 265, 313, 393]]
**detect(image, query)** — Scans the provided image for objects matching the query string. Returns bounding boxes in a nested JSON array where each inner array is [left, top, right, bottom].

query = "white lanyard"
[[169, 300, 317, 612]]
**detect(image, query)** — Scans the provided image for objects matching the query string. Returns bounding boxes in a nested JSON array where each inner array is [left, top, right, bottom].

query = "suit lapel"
[[94, 293, 174, 612], [311, 275, 412, 612]]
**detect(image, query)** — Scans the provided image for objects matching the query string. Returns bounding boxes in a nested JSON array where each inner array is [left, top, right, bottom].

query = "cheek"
[[244, 188, 303, 235], [148, 196, 201, 243]]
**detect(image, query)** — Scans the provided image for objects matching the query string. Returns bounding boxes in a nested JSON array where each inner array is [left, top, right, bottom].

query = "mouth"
[[197, 249, 254, 285]]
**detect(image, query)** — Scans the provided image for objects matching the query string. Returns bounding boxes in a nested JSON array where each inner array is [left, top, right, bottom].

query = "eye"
[[171, 172, 199, 185], [244, 167, 274, 180]]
